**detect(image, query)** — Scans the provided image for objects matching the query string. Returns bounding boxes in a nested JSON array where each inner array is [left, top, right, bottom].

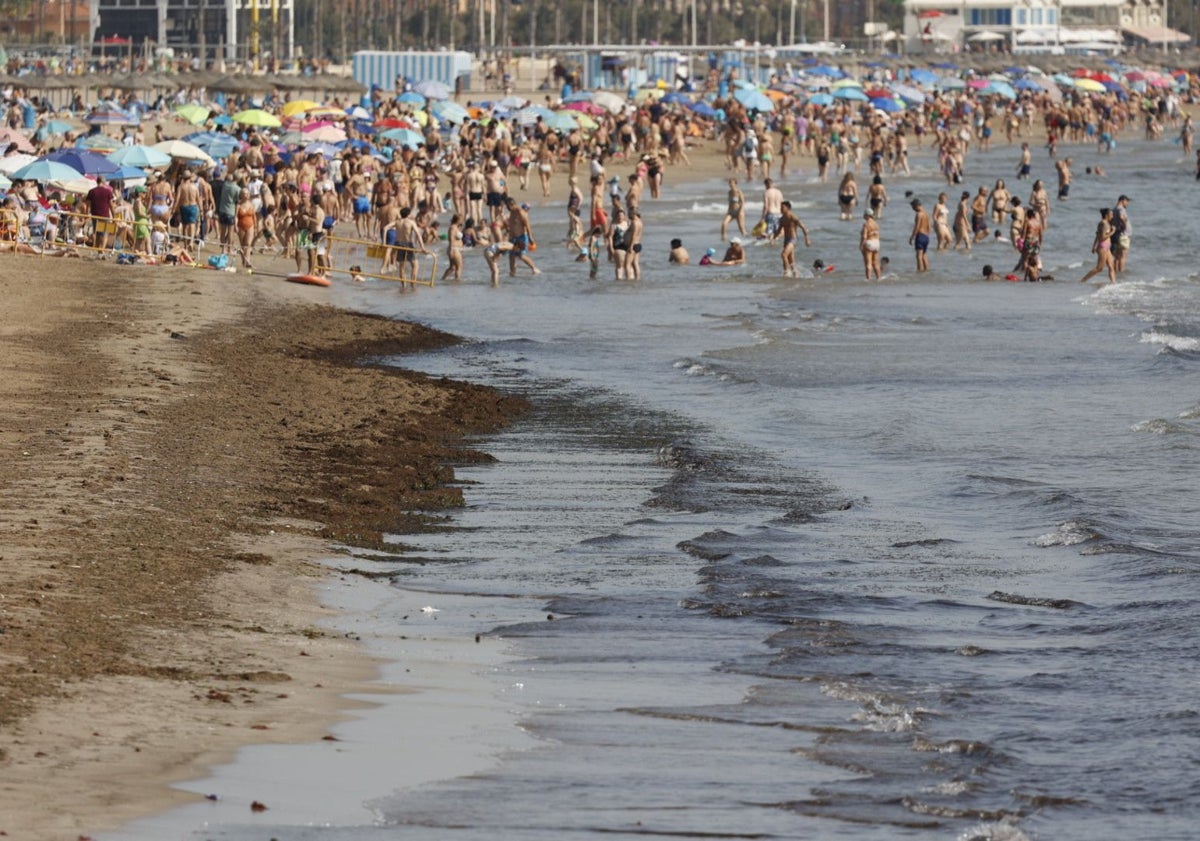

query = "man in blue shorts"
[[909, 198, 931, 273]]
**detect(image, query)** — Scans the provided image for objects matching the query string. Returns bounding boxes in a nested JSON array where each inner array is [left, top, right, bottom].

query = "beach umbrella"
[[183, 131, 240, 159], [9, 158, 88, 182], [891, 83, 927, 104], [85, 110, 139, 126], [233, 108, 282, 128], [561, 100, 605, 115], [46, 148, 121, 176], [807, 92, 834, 106], [151, 139, 215, 164], [374, 117, 414, 129], [809, 64, 845, 78], [908, 67, 939, 84], [308, 106, 346, 119], [211, 114, 234, 127], [78, 134, 123, 152], [864, 87, 893, 99], [110, 164, 148, 181], [0, 127, 35, 152], [1014, 78, 1044, 91], [562, 91, 593, 103], [830, 78, 862, 89], [514, 105, 555, 125], [281, 99, 320, 117], [574, 113, 598, 131], [1074, 78, 1105, 93], [48, 176, 96, 195], [107, 144, 172, 168], [966, 78, 989, 90], [870, 97, 904, 113], [984, 81, 1017, 100], [304, 141, 341, 157], [633, 88, 662, 103], [303, 124, 347, 143], [0, 174, 10, 190], [379, 127, 424, 148], [0, 152, 37, 174], [407, 109, 430, 126], [397, 91, 425, 105], [346, 105, 372, 121], [41, 119, 74, 136], [833, 87, 869, 102], [174, 104, 211, 125], [931, 61, 959, 70], [591, 90, 626, 114], [412, 79, 450, 100], [545, 112, 578, 131], [734, 88, 775, 112], [495, 94, 528, 111], [936, 76, 966, 90], [661, 91, 691, 104], [686, 101, 717, 118], [431, 100, 469, 124]]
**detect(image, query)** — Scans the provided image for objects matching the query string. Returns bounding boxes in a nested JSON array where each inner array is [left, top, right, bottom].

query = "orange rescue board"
[[286, 273, 332, 287]]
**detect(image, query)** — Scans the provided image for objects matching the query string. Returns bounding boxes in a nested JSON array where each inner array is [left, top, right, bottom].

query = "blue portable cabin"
[[352, 50, 473, 93]]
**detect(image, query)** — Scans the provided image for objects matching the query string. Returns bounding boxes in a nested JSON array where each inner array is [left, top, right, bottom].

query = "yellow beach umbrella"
[[409, 109, 429, 126], [233, 108, 282, 128], [281, 99, 320, 117], [174, 104, 211, 125], [575, 113, 598, 130], [1074, 78, 1105, 93], [307, 106, 346, 119]]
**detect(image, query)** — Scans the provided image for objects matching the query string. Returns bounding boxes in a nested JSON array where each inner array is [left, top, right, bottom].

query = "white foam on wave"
[[1131, 418, 1192, 435], [957, 820, 1032, 841], [1140, 328, 1200, 352], [1033, 520, 1098, 547], [1178, 404, 1200, 419], [822, 681, 927, 733]]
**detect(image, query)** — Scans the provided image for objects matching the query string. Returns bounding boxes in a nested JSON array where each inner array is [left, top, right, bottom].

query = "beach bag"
[[207, 254, 229, 269], [752, 219, 767, 238]]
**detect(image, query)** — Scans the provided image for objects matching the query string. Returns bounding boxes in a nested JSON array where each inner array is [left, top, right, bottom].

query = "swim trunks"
[[914, 233, 930, 252], [180, 204, 200, 225]]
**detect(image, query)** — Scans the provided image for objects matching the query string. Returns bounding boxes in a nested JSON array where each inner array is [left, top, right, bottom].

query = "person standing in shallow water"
[[909, 198, 931, 273], [860, 210, 881, 281], [1079, 207, 1116, 284]]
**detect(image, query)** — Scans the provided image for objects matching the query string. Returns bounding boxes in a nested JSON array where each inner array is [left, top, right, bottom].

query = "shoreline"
[[0, 256, 525, 839]]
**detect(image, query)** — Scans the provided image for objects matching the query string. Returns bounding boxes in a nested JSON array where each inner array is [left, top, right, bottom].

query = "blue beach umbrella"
[[111, 164, 149, 181], [41, 119, 73, 136], [78, 134, 123, 152], [183, 131, 240, 159], [807, 92, 834, 106], [304, 141, 341, 158], [983, 81, 1017, 100], [379, 127, 424, 148], [937, 76, 966, 90], [397, 90, 425, 105], [107, 144, 172, 168], [734, 88, 775, 112], [46, 148, 121, 176], [891, 83, 927, 104], [686, 101, 717, 118], [833, 87, 869, 102], [9, 159, 88, 182], [1014, 78, 1044, 91], [545, 112, 578, 131], [661, 91, 690, 104], [430, 100, 469, 124], [908, 67, 939, 85], [870, 97, 904, 112], [809, 64, 845, 78]]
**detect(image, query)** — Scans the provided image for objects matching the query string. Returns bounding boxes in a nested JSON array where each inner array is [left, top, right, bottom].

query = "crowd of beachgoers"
[[0, 51, 1195, 284]]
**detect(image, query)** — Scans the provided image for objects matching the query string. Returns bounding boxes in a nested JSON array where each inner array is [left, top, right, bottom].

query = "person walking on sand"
[[1079, 207, 1116, 284], [860, 210, 881, 281], [778, 200, 811, 278], [909, 198, 931, 273]]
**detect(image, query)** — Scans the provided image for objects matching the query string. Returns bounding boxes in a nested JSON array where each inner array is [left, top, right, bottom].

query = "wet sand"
[[0, 256, 524, 838]]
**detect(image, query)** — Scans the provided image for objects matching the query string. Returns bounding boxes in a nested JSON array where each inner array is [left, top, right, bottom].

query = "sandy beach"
[[0, 69, 1183, 836], [0, 254, 524, 838]]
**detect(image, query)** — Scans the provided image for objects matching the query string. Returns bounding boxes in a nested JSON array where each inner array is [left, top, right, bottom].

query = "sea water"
[[128, 132, 1200, 840]]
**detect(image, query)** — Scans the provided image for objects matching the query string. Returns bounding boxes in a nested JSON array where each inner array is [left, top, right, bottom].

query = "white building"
[[89, 0, 296, 60], [902, 0, 1189, 53]]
